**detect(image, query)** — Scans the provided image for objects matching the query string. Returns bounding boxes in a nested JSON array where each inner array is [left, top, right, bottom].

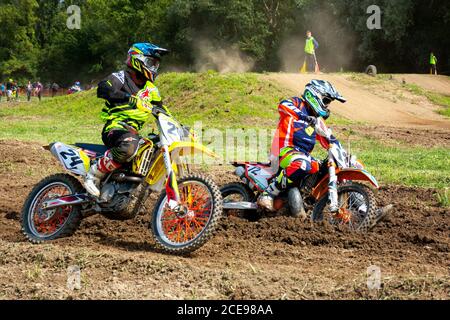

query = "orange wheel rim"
[[336, 208, 352, 223], [160, 182, 212, 244], [31, 184, 73, 236]]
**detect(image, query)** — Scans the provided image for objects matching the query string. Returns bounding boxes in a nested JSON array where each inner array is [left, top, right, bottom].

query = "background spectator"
[[430, 52, 438, 75], [304, 30, 319, 73], [35, 81, 43, 102], [26, 81, 33, 102], [14, 81, 19, 100], [0, 82, 4, 102], [51, 82, 60, 97], [6, 79, 13, 102]]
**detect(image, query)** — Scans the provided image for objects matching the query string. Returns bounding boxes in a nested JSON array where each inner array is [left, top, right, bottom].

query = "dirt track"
[[267, 73, 450, 130], [392, 74, 450, 96], [0, 139, 449, 300]]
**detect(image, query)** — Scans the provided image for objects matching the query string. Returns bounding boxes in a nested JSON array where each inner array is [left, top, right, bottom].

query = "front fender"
[[338, 169, 379, 189], [145, 142, 218, 186], [311, 168, 379, 200], [168, 141, 219, 160]]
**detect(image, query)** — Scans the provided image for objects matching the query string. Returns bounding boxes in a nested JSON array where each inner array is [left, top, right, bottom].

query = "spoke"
[[184, 220, 194, 241], [192, 218, 205, 229]]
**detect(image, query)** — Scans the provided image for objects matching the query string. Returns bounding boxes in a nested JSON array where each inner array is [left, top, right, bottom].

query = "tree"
[[0, 0, 39, 83]]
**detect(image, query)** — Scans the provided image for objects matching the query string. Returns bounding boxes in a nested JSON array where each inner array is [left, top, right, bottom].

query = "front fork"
[[162, 145, 182, 210], [328, 161, 339, 212]]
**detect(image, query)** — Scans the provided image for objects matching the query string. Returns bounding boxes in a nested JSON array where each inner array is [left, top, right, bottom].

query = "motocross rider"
[[84, 42, 170, 197], [257, 80, 346, 212]]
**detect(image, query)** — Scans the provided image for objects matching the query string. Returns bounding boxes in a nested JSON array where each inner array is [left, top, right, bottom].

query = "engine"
[[99, 181, 142, 220]]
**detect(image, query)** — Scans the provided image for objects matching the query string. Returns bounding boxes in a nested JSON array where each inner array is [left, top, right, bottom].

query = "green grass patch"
[[0, 72, 290, 143], [349, 137, 449, 189], [347, 73, 450, 117], [403, 83, 450, 117], [158, 71, 286, 129], [435, 189, 449, 207], [0, 91, 104, 144]]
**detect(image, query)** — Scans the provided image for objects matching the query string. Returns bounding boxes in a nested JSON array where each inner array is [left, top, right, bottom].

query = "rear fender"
[[311, 169, 379, 200], [47, 142, 90, 176]]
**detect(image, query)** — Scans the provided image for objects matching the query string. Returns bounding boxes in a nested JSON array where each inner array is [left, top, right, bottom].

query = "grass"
[[435, 189, 449, 207], [0, 71, 289, 144], [403, 83, 450, 117], [349, 137, 450, 189], [158, 71, 286, 129], [0, 91, 103, 144], [347, 72, 450, 117], [302, 134, 449, 189], [0, 72, 448, 189]]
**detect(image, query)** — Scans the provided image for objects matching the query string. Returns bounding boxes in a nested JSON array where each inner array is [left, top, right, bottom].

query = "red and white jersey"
[[270, 97, 337, 158]]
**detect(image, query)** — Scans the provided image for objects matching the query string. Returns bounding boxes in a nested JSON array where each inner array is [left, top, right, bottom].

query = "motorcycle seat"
[[74, 143, 108, 157]]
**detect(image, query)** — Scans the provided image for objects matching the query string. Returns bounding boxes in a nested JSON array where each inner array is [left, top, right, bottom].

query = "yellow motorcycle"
[[21, 105, 223, 254]]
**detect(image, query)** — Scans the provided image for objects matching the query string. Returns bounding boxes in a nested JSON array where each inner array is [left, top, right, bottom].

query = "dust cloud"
[[278, 9, 358, 73], [194, 39, 255, 73]]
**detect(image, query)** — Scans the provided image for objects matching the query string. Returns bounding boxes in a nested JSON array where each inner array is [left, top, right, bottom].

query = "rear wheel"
[[312, 183, 377, 232], [151, 174, 223, 255], [21, 174, 84, 243]]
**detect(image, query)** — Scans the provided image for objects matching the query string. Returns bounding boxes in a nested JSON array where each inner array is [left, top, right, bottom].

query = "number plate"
[[51, 143, 88, 176]]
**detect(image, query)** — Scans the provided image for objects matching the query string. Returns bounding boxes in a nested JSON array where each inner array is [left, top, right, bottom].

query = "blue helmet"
[[126, 42, 169, 82], [303, 80, 346, 119]]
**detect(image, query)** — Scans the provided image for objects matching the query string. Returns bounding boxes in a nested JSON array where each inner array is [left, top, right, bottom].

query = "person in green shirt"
[[430, 52, 438, 75], [305, 31, 319, 72]]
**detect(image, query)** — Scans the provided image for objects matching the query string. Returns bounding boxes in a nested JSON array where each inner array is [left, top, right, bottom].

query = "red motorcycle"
[[221, 118, 391, 232]]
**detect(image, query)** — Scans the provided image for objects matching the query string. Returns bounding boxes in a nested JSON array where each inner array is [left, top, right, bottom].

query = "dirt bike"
[[221, 118, 387, 232], [21, 103, 223, 254], [67, 86, 82, 95]]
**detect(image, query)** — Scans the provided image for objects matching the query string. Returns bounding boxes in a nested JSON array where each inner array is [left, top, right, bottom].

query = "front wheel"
[[151, 173, 223, 254], [312, 183, 377, 232], [21, 174, 84, 243]]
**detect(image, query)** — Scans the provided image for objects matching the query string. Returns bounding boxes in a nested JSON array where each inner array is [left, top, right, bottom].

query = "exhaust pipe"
[[41, 194, 91, 211], [223, 201, 258, 210]]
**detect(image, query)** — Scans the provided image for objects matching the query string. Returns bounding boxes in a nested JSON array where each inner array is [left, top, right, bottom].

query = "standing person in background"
[[0, 83, 4, 103], [51, 82, 59, 97], [13, 81, 19, 100], [14, 82, 20, 101], [6, 79, 13, 102], [430, 52, 438, 75], [26, 81, 33, 102], [35, 81, 43, 102], [304, 31, 319, 73]]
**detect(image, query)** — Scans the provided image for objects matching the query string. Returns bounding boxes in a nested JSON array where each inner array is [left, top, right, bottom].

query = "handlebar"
[[151, 105, 171, 118]]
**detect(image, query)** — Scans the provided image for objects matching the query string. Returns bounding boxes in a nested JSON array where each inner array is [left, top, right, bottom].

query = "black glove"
[[305, 116, 317, 126]]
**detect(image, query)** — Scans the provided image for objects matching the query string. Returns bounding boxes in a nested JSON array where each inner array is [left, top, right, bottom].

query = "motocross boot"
[[84, 151, 121, 197], [257, 182, 281, 212], [84, 163, 105, 198]]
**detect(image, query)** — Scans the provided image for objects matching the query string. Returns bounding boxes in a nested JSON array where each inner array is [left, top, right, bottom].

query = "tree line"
[[1, 0, 448, 86]]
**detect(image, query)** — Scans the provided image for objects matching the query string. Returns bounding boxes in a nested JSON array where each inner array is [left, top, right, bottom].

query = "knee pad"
[[283, 160, 312, 183], [309, 160, 320, 174], [111, 141, 139, 163]]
